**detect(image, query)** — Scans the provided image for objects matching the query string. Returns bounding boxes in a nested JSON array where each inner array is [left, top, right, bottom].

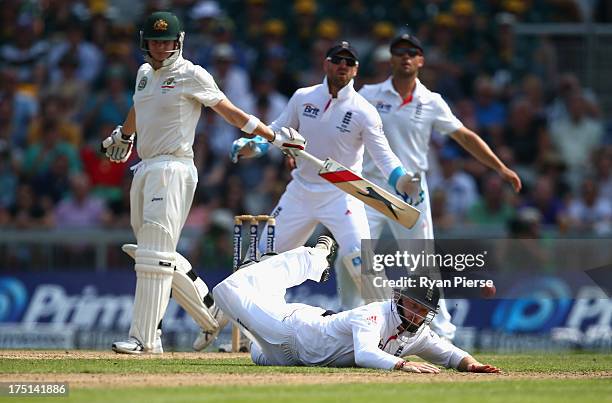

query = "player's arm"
[[457, 355, 501, 373], [361, 111, 423, 204], [450, 126, 521, 192], [211, 98, 275, 140]]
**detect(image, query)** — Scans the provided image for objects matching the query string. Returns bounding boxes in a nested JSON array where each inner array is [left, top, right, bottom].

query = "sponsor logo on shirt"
[[375, 101, 392, 114], [366, 315, 378, 325], [411, 101, 423, 123], [271, 206, 282, 218], [336, 111, 352, 133], [151, 197, 164, 202], [137, 76, 148, 91], [302, 103, 320, 118]]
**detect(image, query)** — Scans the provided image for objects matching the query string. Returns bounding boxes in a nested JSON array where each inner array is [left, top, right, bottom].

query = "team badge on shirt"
[[137, 76, 148, 91], [161, 77, 176, 93], [302, 103, 320, 118], [336, 111, 352, 133]]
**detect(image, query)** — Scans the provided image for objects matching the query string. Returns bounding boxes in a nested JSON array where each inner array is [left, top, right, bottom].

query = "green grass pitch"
[[0, 352, 610, 403]]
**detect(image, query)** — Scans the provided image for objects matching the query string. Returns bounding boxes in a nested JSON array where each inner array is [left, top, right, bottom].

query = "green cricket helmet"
[[139, 11, 185, 67]]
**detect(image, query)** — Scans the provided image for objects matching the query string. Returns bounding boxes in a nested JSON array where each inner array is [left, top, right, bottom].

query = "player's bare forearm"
[[450, 127, 522, 192], [212, 98, 275, 141], [122, 106, 136, 135], [458, 355, 501, 373]]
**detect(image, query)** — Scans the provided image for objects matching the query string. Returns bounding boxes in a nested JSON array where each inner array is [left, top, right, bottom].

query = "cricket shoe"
[[193, 304, 229, 351], [112, 329, 163, 354], [314, 235, 337, 282]]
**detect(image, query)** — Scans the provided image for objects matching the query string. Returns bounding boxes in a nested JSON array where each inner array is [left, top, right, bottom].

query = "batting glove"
[[271, 127, 306, 157], [101, 125, 135, 163]]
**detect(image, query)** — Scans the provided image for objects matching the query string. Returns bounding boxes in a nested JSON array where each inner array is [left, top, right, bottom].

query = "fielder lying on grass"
[[213, 236, 500, 373]]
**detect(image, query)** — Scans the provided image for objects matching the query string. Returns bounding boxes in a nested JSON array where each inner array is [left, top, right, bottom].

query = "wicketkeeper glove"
[[389, 166, 425, 207], [230, 135, 270, 163], [101, 125, 135, 163]]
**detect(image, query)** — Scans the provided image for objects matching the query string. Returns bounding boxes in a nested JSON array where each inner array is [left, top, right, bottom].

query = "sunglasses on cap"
[[326, 55, 358, 67], [391, 47, 422, 57]]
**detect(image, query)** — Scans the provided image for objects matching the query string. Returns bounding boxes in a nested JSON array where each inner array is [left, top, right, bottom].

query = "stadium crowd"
[[0, 0, 611, 269]]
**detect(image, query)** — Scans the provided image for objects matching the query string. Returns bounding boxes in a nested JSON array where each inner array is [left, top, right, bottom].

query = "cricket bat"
[[296, 150, 420, 229]]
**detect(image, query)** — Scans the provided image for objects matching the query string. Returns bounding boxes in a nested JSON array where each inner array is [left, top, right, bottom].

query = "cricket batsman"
[[104, 11, 306, 354]]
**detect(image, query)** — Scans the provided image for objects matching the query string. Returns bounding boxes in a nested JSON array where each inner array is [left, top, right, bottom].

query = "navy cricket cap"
[[390, 33, 424, 53], [326, 41, 359, 60]]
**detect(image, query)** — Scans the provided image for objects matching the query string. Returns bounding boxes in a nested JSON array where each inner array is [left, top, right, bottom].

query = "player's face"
[[390, 44, 424, 78], [324, 51, 358, 89], [147, 39, 177, 61], [398, 298, 430, 329]]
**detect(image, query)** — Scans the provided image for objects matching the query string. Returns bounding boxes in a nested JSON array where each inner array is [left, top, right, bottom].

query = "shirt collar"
[[322, 76, 355, 100], [383, 77, 430, 103]]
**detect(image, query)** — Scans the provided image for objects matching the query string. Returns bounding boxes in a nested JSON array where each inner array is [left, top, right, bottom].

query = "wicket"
[[231, 214, 276, 352]]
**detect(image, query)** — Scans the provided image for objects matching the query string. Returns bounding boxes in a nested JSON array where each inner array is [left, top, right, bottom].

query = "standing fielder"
[[230, 41, 422, 310], [213, 235, 500, 373], [104, 11, 306, 354], [359, 34, 522, 341]]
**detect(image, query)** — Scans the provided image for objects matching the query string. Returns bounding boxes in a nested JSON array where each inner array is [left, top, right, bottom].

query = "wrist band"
[[241, 115, 260, 134]]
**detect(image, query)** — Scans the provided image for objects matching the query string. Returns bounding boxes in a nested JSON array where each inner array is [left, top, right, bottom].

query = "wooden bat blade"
[[318, 159, 420, 229]]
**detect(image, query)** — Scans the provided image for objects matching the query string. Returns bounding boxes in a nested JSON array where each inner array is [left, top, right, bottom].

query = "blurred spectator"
[[593, 147, 611, 201], [0, 66, 39, 148], [23, 119, 82, 178], [30, 154, 72, 205], [47, 18, 104, 85], [473, 76, 506, 141], [0, 140, 18, 208], [521, 176, 566, 227], [8, 183, 52, 229], [549, 93, 604, 188], [429, 147, 478, 221], [251, 72, 288, 125], [80, 123, 132, 202], [566, 178, 612, 235], [53, 174, 110, 229], [0, 15, 48, 88], [45, 55, 88, 122], [106, 175, 132, 229], [189, 208, 234, 269], [430, 188, 456, 231], [27, 95, 81, 147], [82, 65, 133, 140], [467, 174, 515, 227], [263, 45, 299, 98], [502, 98, 548, 171], [508, 207, 542, 238]]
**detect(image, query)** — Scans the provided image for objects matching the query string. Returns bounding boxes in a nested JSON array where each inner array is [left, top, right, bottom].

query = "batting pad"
[[172, 253, 219, 332], [121, 243, 219, 332], [129, 223, 176, 351]]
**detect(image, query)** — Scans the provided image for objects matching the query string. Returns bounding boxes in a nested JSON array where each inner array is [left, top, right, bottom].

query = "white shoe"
[[112, 330, 163, 354], [193, 304, 229, 351]]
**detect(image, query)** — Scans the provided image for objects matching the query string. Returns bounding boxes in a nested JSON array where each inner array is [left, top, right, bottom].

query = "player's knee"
[[137, 222, 175, 253]]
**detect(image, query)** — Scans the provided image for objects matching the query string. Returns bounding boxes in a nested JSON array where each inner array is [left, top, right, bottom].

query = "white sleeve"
[[432, 94, 464, 136], [189, 66, 227, 107], [269, 90, 300, 133], [362, 107, 403, 178], [350, 311, 403, 370], [411, 327, 469, 369]]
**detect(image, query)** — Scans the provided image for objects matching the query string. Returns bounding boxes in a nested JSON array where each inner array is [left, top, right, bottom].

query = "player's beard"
[[328, 73, 352, 90]]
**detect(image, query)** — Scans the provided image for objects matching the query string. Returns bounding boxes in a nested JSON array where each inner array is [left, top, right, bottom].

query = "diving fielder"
[[213, 236, 500, 373], [105, 11, 305, 354], [359, 34, 522, 341], [231, 41, 422, 311]]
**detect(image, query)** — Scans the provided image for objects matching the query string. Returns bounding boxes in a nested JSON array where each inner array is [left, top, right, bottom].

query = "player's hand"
[[397, 361, 440, 374], [101, 125, 134, 163], [500, 167, 522, 193], [272, 127, 306, 157], [230, 136, 270, 163], [395, 173, 425, 206], [467, 363, 501, 373]]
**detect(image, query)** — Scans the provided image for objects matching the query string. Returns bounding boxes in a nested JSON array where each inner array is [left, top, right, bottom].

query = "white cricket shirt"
[[133, 56, 226, 159], [284, 300, 468, 370], [359, 78, 463, 186], [270, 78, 402, 189]]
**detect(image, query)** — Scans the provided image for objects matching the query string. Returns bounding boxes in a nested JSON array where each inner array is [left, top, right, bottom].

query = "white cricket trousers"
[[366, 174, 456, 340], [213, 246, 329, 366], [130, 155, 198, 247], [260, 179, 370, 309]]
